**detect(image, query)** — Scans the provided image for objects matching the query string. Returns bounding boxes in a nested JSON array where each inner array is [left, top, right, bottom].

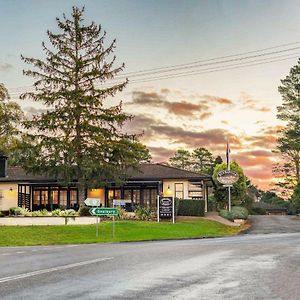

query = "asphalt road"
[[248, 215, 300, 234], [0, 218, 300, 299]]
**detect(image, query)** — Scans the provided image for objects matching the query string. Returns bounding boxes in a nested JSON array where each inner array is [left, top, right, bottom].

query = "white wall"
[[0, 183, 18, 210], [162, 180, 189, 199]]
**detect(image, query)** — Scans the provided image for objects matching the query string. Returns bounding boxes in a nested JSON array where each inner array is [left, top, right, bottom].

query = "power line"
[[119, 41, 300, 76]]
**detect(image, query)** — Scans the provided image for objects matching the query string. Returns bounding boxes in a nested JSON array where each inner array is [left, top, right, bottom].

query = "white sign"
[[84, 198, 101, 207], [217, 170, 239, 185]]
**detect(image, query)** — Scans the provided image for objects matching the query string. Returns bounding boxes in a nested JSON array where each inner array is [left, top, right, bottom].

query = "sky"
[[1, 0, 300, 190]]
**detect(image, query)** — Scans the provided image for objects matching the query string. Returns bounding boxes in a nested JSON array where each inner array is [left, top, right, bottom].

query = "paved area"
[[0, 232, 300, 299], [248, 215, 300, 234]]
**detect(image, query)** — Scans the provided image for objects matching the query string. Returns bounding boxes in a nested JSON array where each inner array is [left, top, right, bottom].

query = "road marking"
[[16, 251, 25, 254], [0, 257, 114, 284], [0, 253, 11, 256]]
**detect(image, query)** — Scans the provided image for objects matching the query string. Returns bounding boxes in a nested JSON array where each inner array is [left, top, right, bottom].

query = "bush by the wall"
[[134, 206, 153, 221], [177, 200, 205, 217], [78, 204, 91, 216], [219, 206, 248, 221], [250, 207, 266, 215], [9, 207, 22, 216]]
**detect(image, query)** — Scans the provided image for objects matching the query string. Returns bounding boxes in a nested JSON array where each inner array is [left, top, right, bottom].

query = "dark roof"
[[127, 163, 212, 181], [0, 164, 212, 183], [0, 167, 53, 183], [253, 202, 287, 211]]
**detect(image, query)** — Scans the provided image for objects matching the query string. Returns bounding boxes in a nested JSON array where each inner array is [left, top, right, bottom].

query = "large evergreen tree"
[[0, 83, 24, 165], [275, 59, 300, 193], [19, 6, 150, 202]]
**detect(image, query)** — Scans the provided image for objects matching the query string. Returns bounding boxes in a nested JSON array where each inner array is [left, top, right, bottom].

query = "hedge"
[[219, 206, 248, 221], [176, 199, 205, 217]]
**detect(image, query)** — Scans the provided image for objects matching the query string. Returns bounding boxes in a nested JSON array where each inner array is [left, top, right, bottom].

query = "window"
[[175, 183, 184, 199], [70, 189, 78, 208], [41, 190, 48, 206], [60, 190, 67, 209], [132, 189, 140, 205], [33, 190, 40, 206]]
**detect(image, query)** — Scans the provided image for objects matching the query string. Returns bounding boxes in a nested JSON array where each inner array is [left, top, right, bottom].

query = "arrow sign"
[[84, 198, 101, 207], [89, 208, 118, 216]]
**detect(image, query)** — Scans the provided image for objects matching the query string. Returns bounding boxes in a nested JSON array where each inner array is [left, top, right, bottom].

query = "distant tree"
[[0, 83, 24, 165], [192, 147, 214, 175], [169, 149, 191, 170], [213, 161, 247, 209], [214, 155, 223, 165], [19, 7, 150, 203]]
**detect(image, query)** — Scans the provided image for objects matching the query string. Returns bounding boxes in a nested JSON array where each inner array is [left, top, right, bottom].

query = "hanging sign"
[[217, 170, 239, 185]]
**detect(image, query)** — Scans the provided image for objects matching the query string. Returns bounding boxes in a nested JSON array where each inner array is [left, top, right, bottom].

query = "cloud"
[[202, 95, 233, 105], [240, 92, 271, 112], [130, 91, 210, 117], [0, 63, 13, 72], [148, 146, 175, 162]]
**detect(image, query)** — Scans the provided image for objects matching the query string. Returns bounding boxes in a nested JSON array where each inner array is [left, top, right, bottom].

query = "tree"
[[192, 147, 214, 175], [19, 6, 150, 202], [169, 149, 191, 170], [275, 60, 300, 194], [0, 83, 24, 165], [212, 161, 247, 209], [291, 182, 300, 213]]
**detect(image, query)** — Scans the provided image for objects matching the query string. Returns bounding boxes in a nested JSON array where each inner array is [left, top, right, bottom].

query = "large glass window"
[[60, 190, 67, 209], [132, 189, 140, 205], [175, 183, 184, 199], [33, 190, 40, 206], [70, 189, 78, 208], [41, 190, 48, 207]]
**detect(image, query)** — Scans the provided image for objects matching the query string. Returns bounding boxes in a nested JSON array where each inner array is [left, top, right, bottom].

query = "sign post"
[[84, 198, 101, 238], [157, 196, 175, 224], [216, 170, 239, 211], [89, 208, 118, 238]]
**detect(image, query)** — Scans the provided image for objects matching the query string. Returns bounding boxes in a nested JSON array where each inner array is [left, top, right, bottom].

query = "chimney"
[[0, 154, 8, 178]]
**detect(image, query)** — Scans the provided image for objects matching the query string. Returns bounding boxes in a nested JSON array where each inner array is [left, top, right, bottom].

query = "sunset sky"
[[2, 0, 300, 189]]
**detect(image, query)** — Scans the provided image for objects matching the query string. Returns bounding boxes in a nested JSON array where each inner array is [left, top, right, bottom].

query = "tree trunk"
[[78, 185, 86, 206]]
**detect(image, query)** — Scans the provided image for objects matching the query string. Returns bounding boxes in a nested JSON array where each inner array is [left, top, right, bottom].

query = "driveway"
[[247, 215, 300, 234]]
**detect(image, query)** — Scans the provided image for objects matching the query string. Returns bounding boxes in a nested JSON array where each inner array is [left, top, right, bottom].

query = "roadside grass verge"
[[0, 219, 243, 246]]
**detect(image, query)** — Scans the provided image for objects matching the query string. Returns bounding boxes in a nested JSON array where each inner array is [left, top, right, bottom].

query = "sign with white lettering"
[[84, 198, 101, 207], [217, 170, 239, 185], [157, 196, 175, 223]]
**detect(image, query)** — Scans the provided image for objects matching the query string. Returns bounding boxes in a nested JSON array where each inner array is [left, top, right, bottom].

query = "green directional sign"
[[89, 207, 118, 216]]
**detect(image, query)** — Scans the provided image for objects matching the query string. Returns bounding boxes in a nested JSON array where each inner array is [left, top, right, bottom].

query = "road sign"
[[84, 198, 101, 207], [89, 207, 118, 216], [217, 170, 239, 185]]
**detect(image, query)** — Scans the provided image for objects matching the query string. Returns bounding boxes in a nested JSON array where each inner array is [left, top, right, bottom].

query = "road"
[[0, 217, 300, 299], [248, 215, 300, 234]]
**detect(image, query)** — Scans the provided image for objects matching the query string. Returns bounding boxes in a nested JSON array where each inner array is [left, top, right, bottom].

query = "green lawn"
[[0, 219, 242, 246]]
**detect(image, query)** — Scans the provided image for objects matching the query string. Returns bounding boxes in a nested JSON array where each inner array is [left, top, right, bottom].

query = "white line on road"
[[0, 257, 114, 284]]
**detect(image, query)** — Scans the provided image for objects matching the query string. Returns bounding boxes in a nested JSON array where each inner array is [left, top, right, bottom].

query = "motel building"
[[0, 155, 213, 213]]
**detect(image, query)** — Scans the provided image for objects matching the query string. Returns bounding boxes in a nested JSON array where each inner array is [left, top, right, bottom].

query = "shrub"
[[78, 204, 91, 216], [19, 208, 32, 217], [31, 209, 50, 217], [251, 207, 266, 215], [1, 210, 9, 217], [9, 207, 22, 216], [51, 209, 61, 217], [59, 209, 77, 225], [219, 206, 248, 221], [134, 206, 153, 221], [208, 194, 217, 212], [116, 207, 126, 220], [177, 200, 205, 217]]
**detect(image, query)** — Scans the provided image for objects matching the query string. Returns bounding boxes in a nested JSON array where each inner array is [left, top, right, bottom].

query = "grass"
[[0, 219, 243, 247]]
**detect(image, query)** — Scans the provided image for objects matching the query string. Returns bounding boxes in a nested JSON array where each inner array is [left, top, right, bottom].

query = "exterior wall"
[[162, 180, 190, 199], [0, 183, 18, 210], [87, 188, 105, 206]]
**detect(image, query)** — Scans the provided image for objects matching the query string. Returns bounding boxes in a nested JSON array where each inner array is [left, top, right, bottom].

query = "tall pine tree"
[[20, 6, 150, 202], [275, 59, 300, 194]]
